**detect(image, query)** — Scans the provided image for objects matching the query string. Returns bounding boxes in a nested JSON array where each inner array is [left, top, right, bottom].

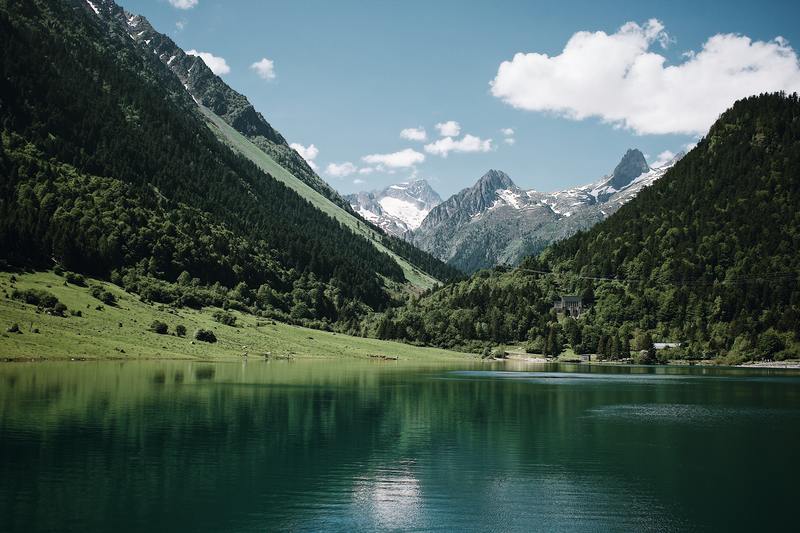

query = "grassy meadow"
[[0, 271, 473, 362]]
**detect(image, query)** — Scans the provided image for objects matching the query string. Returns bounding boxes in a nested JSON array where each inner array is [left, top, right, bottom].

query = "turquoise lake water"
[[1, 360, 798, 531]]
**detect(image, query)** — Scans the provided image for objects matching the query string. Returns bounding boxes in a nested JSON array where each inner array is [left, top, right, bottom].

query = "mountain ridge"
[[81, 0, 349, 210], [411, 149, 681, 272]]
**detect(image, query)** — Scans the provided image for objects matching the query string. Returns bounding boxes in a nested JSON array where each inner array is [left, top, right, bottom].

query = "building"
[[654, 342, 682, 350], [553, 295, 583, 317]]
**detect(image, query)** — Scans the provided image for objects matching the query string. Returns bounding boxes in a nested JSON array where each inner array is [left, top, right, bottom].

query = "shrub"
[[12, 288, 59, 309], [53, 302, 68, 317], [175, 324, 187, 337], [194, 329, 217, 343], [492, 347, 508, 359], [212, 310, 237, 327], [633, 349, 657, 365], [756, 330, 784, 360], [90, 285, 117, 306], [149, 320, 169, 335], [64, 272, 86, 286], [525, 336, 544, 354], [6, 323, 20, 333]]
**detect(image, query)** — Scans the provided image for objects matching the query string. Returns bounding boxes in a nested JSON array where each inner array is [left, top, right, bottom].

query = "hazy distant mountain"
[[412, 149, 683, 272], [346, 180, 442, 236]]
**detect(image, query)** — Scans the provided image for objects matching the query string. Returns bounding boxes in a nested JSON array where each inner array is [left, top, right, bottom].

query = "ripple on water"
[[585, 403, 800, 426]]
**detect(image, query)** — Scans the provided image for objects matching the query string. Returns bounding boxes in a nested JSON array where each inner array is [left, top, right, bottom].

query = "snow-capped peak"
[[345, 179, 442, 237]]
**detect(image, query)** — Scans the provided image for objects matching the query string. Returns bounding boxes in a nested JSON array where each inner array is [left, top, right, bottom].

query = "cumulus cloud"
[[358, 167, 376, 175], [400, 127, 427, 141], [490, 19, 800, 135], [250, 58, 276, 80], [353, 178, 366, 185], [362, 148, 425, 168], [325, 162, 357, 178], [424, 134, 493, 157], [186, 49, 230, 75], [290, 143, 318, 170], [169, 0, 198, 9], [501, 128, 515, 136], [435, 121, 461, 137], [504, 138, 516, 145]]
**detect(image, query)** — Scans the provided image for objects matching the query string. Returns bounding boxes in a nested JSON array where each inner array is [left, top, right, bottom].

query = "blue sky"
[[124, 0, 800, 197]]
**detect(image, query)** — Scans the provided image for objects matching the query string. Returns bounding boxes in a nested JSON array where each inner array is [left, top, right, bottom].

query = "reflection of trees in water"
[[1, 362, 797, 531]]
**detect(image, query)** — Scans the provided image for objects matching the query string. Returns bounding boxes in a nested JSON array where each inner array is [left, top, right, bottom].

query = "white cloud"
[[504, 138, 516, 145], [169, 0, 198, 9], [250, 58, 276, 80], [325, 162, 357, 178], [501, 128, 515, 136], [400, 127, 427, 141], [358, 167, 376, 175], [175, 20, 187, 31], [651, 150, 676, 167], [353, 178, 366, 185], [490, 19, 800, 135], [362, 148, 425, 168], [424, 134, 493, 157], [435, 120, 461, 137], [290, 143, 318, 170], [185, 49, 230, 75]]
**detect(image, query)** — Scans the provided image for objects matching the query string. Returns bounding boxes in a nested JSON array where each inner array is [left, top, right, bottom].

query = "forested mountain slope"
[[0, 0, 453, 332], [377, 93, 800, 361]]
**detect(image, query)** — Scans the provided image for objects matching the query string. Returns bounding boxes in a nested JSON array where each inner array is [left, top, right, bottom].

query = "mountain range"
[[410, 148, 682, 272], [349, 148, 682, 273]]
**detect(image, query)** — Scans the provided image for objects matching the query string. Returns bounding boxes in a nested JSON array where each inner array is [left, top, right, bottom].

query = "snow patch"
[[86, 1, 100, 15], [378, 197, 429, 230], [496, 189, 525, 209], [183, 84, 199, 104], [357, 207, 380, 223]]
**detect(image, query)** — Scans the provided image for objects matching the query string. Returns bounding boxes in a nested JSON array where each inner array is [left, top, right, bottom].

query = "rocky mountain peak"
[[476, 169, 515, 191], [609, 149, 650, 190]]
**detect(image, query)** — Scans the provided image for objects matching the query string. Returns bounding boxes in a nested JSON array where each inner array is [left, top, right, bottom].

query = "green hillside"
[[0, 0, 455, 334], [0, 271, 471, 362], [200, 107, 440, 290], [377, 93, 800, 362]]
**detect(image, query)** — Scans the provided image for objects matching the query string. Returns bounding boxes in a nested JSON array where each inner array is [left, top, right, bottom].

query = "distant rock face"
[[608, 149, 650, 192], [346, 180, 442, 236], [411, 150, 684, 273]]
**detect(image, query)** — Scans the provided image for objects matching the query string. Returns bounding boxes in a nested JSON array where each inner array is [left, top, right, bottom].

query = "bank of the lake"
[[0, 271, 473, 362]]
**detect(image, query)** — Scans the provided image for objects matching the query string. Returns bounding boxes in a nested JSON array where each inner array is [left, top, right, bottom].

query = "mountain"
[[412, 149, 681, 272], [0, 0, 457, 333], [345, 180, 442, 236], [85, 0, 348, 211], [377, 93, 800, 361]]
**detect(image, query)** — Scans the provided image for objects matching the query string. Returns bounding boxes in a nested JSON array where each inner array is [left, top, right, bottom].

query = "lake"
[[1, 360, 799, 532]]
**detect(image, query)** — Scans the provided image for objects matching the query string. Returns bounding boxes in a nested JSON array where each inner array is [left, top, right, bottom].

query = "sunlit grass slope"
[[200, 106, 437, 291], [0, 272, 472, 362]]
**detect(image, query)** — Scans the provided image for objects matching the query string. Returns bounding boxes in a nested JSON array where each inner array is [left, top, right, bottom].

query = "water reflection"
[[0, 360, 798, 532]]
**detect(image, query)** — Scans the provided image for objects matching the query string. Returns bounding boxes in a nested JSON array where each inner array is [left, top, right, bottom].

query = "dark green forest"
[[0, 0, 453, 332], [377, 93, 800, 362]]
